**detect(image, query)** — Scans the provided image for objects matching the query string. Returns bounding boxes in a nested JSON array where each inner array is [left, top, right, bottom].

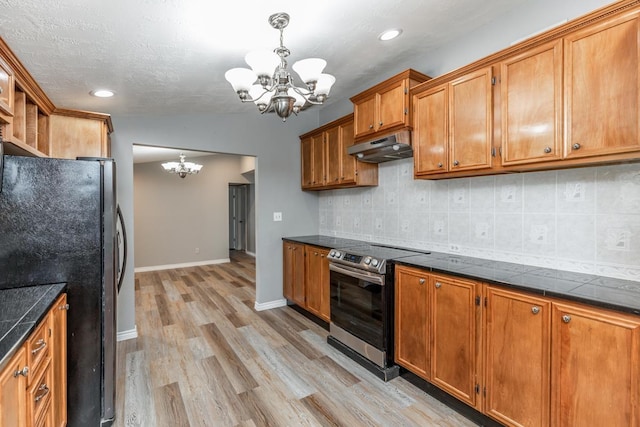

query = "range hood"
[[347, 130, 412, 163]]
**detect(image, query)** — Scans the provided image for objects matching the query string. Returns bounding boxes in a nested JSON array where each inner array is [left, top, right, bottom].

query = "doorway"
[[229, 184, 250, 251]]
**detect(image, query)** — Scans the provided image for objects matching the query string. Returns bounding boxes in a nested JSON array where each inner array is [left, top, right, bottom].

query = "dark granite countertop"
[[282, 235, 365, 249], [0, 283, 66, 370], [283, 235, 640, 316]]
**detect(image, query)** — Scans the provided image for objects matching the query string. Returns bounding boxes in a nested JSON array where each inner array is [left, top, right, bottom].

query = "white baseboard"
[[254, 298, 287, 311], [117, 326, 138, 342], [135, 258, 230, 273], [245, 251, 256, 257]]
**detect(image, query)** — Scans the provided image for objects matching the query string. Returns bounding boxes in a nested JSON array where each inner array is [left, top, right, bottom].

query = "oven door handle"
[[329, 263, 384, 286]]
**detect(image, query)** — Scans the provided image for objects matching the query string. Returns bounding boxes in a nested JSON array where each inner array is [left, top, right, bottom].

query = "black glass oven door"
[[329, 263, 384, 350]]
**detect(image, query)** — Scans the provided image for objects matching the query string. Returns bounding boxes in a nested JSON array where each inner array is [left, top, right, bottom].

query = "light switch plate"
[[273, 212, 282, 222]]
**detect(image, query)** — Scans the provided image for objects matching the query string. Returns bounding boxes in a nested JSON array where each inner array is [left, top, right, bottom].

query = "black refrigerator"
[[0, 149, 126, 426]]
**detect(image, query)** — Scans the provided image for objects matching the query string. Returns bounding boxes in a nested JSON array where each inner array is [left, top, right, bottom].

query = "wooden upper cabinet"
[[501, 39, 563, 165], [551, 302, 640, 427], [300, 136, 313, 188], [0, 56, 14, 117], [485, 287, 551, 427], [449, 67, 493, 172], [299, 114, 377, 191], [352, 69, 430, 141], [354, 94, 377, 139], [49, 112, 111, 159], [564, 9, 640, 159], [430, 274, 481, 409], [395, 266, 430, 380], [413, 85, 448, 175]]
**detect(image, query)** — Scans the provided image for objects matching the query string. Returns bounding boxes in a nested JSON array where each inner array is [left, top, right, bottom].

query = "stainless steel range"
[[327, 244, 426, 381]]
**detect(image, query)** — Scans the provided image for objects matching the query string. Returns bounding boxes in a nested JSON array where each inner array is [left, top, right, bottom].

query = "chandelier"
[[161, 153, 203, 178], [224, 12, 335, 122]]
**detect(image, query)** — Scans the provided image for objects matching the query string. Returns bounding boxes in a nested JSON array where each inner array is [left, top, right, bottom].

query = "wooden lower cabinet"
[[395, 266, 430, 380], [0, 347, 27, 427], [484, 286, 551, 427], [305, 246, 330, 322], [0, 294, 67, 427], [430, 274, 482, 409], [394, 267, 482, 408], [283, 242, 331, 322], [395, 269, 640, 426], [283, 242, 305, 305], [551, 302, 640, 427]]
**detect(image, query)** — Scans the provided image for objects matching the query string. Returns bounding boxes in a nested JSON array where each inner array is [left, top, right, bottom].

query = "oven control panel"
[[328, 250, 385, 273]]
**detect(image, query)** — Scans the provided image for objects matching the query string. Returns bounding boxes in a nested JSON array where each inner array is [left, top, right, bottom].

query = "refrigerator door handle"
[[116, 205, 127, 293]]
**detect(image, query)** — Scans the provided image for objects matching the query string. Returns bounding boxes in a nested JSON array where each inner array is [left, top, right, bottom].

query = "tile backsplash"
[[319, 159, 640, 281]]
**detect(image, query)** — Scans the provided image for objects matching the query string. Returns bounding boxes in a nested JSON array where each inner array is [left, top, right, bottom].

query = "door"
[[228, 184, 248, 251]]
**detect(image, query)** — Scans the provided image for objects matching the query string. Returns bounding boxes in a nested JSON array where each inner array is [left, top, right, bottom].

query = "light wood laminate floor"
[[115, 251, 476, 426]]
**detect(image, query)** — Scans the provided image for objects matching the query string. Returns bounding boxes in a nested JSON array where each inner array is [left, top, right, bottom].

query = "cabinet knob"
[[453, 160, 459, 166], [562, 314, 571, 323], [13, 366, 29, 378], [435, 282, 442, 288], [419, 278, 426, 285], [531, 306, 540, 315], [544, 147, 552, 154], [369, 124, 374, 129], [59, 303, 70, 310], [437, 162, 443, 168], [379, 121, 383, 126], [572, 143, 581, 150]]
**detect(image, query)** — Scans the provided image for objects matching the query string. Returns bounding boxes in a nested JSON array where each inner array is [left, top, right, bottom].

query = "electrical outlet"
[[273, 212, 282, 222], [449, 244, 461, 253], [195, 247, 200, 254]]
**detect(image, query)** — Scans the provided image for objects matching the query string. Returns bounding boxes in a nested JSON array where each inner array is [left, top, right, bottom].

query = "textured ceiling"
[[0, 0, 527, 116]]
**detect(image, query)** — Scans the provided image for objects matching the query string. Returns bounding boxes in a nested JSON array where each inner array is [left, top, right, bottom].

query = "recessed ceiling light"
[[90, 89, 115, 98], [379, 29, 402, 41]]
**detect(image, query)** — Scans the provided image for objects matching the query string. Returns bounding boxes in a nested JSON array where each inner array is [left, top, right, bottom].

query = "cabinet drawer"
[[26, 315, 51, 385], [27, 358, 52, 427]]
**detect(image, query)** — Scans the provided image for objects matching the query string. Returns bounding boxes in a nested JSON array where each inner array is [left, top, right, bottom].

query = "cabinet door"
[[485, 287, 551, 427], [378, 80, 407, 133], [501, 39, 563, 165], [305, 246, 330, 322], [354, 95, 376, 139], [291, 243, 306, 306], [0, 56, 14, 116], [431, 275, 481, 408], [52, 294, 67, 427], [0, 346, 27, 427], [325, 127, 341, 185], [300, 137, 314, 189], [564, 10, 640, 158], [311, 134, 325, 187], [449, 67, 493, 171], [338, 121, 357, 185], [551, 302, 640, 427], [394, 266, 430, 380], [413, 85, 448, 175], [49, 115, 109, 159]]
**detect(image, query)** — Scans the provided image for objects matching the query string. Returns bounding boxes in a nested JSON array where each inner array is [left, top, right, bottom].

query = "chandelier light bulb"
[[292, 58, 327, 85], [224, 68, 257, 93]]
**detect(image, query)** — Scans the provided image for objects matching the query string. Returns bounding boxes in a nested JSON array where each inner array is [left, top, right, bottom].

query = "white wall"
[[134, 154, 250, 268], [320, 159, 640, 281], [111, 112, 320, 333]]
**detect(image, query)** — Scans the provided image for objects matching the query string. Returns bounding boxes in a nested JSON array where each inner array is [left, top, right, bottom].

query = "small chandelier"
[[161, 153, 203, 178], [225, 12, 336, 122]]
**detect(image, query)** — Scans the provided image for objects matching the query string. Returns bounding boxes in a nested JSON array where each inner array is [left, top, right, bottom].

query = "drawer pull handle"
[[572, 143, 581, 150], [13, 366, 29, 378], [543, 147, 552, 154], [531, 306, 540, 315], [31, 339, 47, 355], [34, 383, 50, 403], [59, 303, 70, 310]]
